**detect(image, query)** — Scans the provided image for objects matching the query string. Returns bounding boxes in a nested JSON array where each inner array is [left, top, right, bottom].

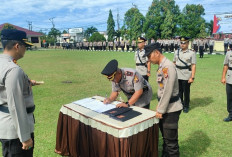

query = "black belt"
[[157, 95, 179, 103], [136, 63, 146, 66], [0, 105, 35, 114], [176, 65, 191, 71], [229, 67, 232, 70]]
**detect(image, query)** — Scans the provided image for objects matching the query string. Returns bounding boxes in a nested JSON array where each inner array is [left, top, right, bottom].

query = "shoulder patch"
[[125, 71, 133, 76], [162, 68, 168, 78], [134, 75, 139, 83]]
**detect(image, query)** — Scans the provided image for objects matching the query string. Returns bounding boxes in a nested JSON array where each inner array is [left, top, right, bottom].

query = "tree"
[[179, 4, 205, 38], [88, 32, 106, 42], [205, 20, 213, 36], [161, 10, 175, 39], [107, 9, 115, 41], [62, 30, 68, 34], [48, 28, 61, 45], [123, 7, 145, 41], [84, 26, 98, 39], [198, 23, 207, 38], [143, 0, 180, 39]]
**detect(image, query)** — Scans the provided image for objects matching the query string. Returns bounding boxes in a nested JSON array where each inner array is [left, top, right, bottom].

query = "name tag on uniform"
[[157, 76, 163, 83]]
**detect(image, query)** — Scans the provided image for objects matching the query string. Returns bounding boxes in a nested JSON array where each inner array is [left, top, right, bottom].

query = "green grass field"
[[0, 49, 231, 157]]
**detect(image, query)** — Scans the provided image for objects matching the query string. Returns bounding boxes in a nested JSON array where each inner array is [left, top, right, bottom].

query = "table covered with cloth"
[[55, 96, 159, 157]]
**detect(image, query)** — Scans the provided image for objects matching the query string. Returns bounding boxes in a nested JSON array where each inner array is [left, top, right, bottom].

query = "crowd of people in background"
[[60, 36, 232, 58]]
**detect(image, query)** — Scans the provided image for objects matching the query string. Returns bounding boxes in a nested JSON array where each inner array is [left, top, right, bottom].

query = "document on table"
[[73, 97, 117, 113]]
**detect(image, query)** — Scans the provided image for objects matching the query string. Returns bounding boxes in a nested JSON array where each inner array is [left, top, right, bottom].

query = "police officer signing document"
[[135, 37, 151, 81], [101, 59, 152, 109], [144, 43, 182, 157], [173, 37, 196, 113], [0, 29, 40, 157]]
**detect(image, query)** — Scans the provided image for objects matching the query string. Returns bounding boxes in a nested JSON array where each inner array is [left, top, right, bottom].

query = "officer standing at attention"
[[135, 37, 151, 81], [221, 50, 232, 122], [144, 43, 182, 157], [209, 37, 215, 54], [101, 59, 153, 109], [173, 37, 196, 113], [0, 29, 40, 156], [224, 35, 229, 55]]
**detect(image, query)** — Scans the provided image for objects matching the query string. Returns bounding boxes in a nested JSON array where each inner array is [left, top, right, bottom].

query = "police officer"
[[198, 38, 205, 58], [144, 43, 182, 157], [101, 59, 152, 109], [209, 38, 215, 54], [224, 35, 229, 55], [173, 37, 196, 113], [135, 37, 151, 81], [131, 39, 136, 52], [221, 50, 232, 122], [0, 29, 40, 156]]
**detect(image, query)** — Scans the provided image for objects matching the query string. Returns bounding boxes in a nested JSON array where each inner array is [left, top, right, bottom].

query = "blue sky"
[[0, 0, 231, 33]]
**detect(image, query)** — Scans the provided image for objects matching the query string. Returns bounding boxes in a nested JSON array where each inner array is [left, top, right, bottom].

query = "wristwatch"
[[147, 71, 150, 74], [125, 102, 130, 107], [192, 77, 195, 80]]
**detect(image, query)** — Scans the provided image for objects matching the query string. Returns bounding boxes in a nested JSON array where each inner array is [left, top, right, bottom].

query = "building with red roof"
[[0, 23, 43, 48]]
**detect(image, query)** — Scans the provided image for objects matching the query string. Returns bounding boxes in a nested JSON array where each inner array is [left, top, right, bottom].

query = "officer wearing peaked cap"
[[173, 36, 196, 113], [101, 59, 153, 109], [144, 43, 182, 157], [0, 29, 41, 156], [135, 36, 151, 82]]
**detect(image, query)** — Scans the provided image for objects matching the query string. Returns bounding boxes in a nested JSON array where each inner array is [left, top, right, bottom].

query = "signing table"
[[55, 96, 159, 157]]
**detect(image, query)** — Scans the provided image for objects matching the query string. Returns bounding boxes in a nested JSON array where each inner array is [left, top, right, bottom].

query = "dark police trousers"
[[178, 79, 191, 109], [142, 75, 149, 82], [159, 111, 181, 157], [0, 133, 34, 157], [199, 46, 204, 58], [209, 45, 213, 54], [224, 44, 228, 55], [226, 83, 232, 118]]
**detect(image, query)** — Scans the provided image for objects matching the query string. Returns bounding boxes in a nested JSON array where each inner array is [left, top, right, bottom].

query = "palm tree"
[[84, 26, 98, 39]]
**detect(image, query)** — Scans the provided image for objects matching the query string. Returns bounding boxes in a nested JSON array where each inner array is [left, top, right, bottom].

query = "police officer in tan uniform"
[[221, 50, 232, 122], [0, 29, 41, 156], [135, 37, 151, 81], [101, 59, 152, 109], [144, 43, 182, 157], [173, 37, 196, 113], [209, 38, 215, 54]]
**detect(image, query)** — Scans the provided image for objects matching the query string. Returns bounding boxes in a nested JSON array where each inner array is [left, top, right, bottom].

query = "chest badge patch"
[[134, 75, 139, 83], [162, 68, 168, 78]]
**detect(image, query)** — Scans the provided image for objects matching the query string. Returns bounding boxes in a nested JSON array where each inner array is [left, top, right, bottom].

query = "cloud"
[[0, 0, 230, 32]]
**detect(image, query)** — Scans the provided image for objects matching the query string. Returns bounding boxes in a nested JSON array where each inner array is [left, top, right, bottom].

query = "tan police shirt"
[[135, 49, 148, 76], [223, 51, 232, 84], [157, 57, 183, 114], [173, 49, 196, 80], [0, 54, 35, 142], [112, 68, 152, 107]]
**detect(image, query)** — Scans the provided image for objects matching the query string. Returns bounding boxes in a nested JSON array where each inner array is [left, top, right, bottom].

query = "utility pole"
[[49, 17, 55, 28], [27, 21, 32, 31]]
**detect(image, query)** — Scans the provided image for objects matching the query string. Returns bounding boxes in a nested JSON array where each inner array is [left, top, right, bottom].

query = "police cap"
[[138, 36, 147, 43], [101, 59, 118, 80], [1, 29, 33, 47], [179, 36, 190, 42], [143, 43, 162, 57]]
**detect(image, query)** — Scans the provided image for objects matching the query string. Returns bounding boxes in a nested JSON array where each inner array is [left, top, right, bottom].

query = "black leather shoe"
[[223, 117, 232, 122], [183, 108, 189, 113]]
